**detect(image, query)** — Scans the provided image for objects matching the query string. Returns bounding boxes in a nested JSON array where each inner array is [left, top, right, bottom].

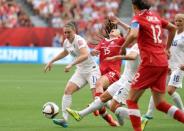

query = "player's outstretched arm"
[[165, 22, 176, 50], [90, 49, 100, 56], [105, 51, 138, 61], [121, 28, 138, 51], [64, 47, 89, 72], [44, 50, 68, 72], [109, 15, 130, 31]]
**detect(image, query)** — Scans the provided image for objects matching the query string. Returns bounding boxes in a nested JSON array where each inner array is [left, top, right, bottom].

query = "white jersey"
[[120, 44, 140, 82], [169, 31, 184, 70], [63, 34, 98, 73]]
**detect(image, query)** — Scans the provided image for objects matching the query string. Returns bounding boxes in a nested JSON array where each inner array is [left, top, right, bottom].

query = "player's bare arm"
[[109, 15, 130, 31], [165, 22, 177, 50], [44, 50, 69, 73], [121, 28, 138, 50], [90, 49, 100, 56], [105, 51, 138, 61], [64, 47, 89, 72]]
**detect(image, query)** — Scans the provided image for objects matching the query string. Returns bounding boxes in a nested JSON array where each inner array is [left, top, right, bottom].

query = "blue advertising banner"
[[0, 47, 42, 63]]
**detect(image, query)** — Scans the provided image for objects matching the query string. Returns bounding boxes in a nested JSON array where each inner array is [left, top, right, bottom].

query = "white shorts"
[[107, 80, 122, 97], [113, 79, 131, 105], [107, 77, 131, 105], [168, 68, 184, 88], [69, 69, 101, 89]]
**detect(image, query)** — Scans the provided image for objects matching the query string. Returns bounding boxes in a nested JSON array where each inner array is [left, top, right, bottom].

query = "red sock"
[[156, 101, 184, 123], [126, 100, 141, 131], [99, 106, 106, 115]]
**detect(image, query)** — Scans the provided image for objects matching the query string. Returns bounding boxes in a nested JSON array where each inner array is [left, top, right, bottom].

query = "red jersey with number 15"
[[95, 37, 125, 75], [132, 10, 169, 67]]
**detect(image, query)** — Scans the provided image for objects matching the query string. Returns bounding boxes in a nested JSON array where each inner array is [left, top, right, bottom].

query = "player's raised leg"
[[67, 90, 119, 126], [153, 91, 184, 123], [94, 75, 119, 126]]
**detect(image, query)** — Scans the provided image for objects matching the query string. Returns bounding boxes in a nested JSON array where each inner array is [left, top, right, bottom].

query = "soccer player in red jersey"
[[90, 21, 125, 126], [114, 0, 184, 131]]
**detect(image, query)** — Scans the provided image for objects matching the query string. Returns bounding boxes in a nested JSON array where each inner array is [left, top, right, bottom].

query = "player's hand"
[[180, 64, 184, 71], [108, 15, 120, 25], [64, 64, 73, 72], [44, 62, 53, 73], [91, 50, 99, 56]]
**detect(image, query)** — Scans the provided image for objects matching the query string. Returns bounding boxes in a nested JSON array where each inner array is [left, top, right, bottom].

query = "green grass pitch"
[[0, 64, 183, 131]]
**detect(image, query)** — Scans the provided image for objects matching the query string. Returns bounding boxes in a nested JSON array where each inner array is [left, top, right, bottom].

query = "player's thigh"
[[113, 81, 131, 105], [168, 69, 184, 89], [96, 75, 110, 91], [86, 69, 101, 89], [128, 88, 145, 103]]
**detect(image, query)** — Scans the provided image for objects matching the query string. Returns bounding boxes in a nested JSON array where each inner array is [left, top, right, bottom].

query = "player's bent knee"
[[64, 86, 78, 95]]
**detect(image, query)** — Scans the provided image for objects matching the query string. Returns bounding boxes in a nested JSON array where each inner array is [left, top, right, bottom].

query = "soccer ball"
[[42, 102, 59, 119]]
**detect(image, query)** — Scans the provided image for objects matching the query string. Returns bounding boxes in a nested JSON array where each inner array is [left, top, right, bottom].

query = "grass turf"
[[0, 64, 183, 131]]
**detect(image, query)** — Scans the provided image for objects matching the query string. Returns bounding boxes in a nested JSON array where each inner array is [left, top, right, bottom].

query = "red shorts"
[[131, 66, 168, 93], [103, 70, 120, 85]]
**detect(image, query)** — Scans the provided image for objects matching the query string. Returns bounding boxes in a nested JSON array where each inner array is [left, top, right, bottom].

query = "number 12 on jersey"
[[151, 25, 162, 44]]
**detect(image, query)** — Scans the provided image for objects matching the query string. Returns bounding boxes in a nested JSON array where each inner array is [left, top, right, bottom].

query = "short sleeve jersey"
[[169, 31, 184, 70], [95, 37, 125, 75], [131, 10, 169, 67], [63, 34, 98, 73]]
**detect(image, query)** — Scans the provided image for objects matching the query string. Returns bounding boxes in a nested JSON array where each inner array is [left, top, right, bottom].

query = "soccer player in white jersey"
[[141, 13, 184, 130], [66, 43, 140, 126], [44, 22, 100, 128]]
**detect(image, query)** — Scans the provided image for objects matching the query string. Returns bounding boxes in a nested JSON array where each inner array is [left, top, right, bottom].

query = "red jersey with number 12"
[[95, 37, 125, 75], [132, 10, 169, 67]]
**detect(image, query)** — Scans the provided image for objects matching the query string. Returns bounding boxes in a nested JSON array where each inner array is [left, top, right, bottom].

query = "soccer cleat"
[[99, 106, 119, 126], [103, 114, 120, 127], [66, 108, 82, 121], [53, 118, 68, 128], [141, 115, 153, 131]]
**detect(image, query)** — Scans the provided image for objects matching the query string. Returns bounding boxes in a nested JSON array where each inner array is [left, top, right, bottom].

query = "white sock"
[[62, 94, 72, 121], [79, 98, 104, 117], [115, 107, 129, 125], [145, 96, 155, 117], [105, 100, 111, 110], [171, 92, 184, 110], [115, 107, 129, 118]]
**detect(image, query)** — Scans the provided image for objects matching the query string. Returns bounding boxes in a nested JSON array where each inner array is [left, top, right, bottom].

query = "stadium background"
[[0, 0, 184, 131]]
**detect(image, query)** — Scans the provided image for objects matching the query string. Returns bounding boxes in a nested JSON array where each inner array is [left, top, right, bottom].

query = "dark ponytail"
[[132, 0, 151, 10]]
